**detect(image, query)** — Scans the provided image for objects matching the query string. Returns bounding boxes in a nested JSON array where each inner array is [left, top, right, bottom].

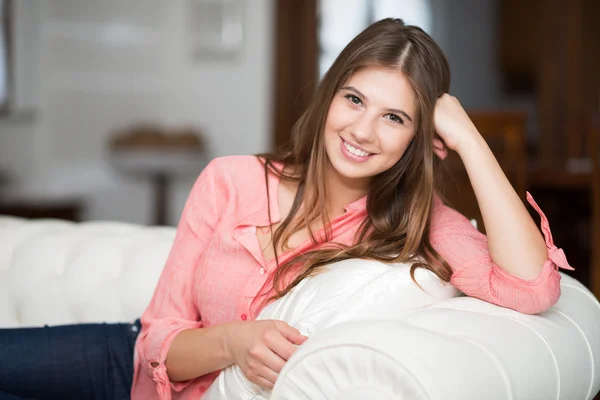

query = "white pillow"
[[204, 258, 459, 399]]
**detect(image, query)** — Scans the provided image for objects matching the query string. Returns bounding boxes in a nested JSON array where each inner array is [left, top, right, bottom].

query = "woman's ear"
[[433, 136, 448, 160]]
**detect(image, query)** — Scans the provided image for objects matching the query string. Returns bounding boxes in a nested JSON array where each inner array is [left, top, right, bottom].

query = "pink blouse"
[[131, 155, 573, 399]]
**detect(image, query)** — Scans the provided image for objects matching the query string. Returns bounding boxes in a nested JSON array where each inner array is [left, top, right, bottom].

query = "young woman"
[[0, 18, 572, 400]]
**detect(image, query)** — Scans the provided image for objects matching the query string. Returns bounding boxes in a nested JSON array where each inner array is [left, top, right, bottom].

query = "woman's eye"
[[345, 94, 362, 105], [387, 114, 404, 124]]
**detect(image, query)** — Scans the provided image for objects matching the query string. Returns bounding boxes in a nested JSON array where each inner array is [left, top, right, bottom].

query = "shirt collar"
[[266, 163, 281, 223], [344, 195, 368, 213]]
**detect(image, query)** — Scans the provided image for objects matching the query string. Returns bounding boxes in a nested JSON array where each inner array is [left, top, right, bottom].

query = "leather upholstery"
[[1, 216, 598, 399]]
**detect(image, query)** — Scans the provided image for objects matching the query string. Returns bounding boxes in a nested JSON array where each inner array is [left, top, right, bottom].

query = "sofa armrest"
[[272, 320, 513, 399], [272, 277, 600, 400]]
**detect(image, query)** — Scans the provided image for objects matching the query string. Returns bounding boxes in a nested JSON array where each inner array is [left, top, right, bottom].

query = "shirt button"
[[241, 314, 247, 321], [259, 268, 266, 275]]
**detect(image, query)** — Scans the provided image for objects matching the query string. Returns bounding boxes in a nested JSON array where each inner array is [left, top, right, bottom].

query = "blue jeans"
[[0, 319, 141, 400]]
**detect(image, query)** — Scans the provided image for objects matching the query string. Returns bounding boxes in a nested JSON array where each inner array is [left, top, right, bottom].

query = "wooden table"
[[110, 149, 209, 226]]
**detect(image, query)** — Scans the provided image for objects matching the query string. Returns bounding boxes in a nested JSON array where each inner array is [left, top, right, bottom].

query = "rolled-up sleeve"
[[430, 192, 574, 315], [135, 159, 223, 399]]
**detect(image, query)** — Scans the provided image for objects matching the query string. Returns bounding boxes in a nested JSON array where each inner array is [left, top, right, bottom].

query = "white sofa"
[[1, 215, 599, 400]]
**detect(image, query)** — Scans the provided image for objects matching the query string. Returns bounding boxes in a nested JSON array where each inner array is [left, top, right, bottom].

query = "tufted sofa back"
[[3, 216, 600, 399], [0, 216, 175, 328]]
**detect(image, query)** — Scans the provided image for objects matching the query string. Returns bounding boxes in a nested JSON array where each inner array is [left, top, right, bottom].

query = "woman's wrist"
[[454, 131, 488, 161], [167, 322, 241, 382], [221, 321, 242, 365]]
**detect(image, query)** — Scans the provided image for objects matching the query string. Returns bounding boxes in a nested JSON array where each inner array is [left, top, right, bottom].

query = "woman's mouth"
[[340, 137, 376, 162]]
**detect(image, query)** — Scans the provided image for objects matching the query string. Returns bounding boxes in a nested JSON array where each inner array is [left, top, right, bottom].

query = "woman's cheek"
[[382, 133, 411, 158], [328, 101, 347, 124]]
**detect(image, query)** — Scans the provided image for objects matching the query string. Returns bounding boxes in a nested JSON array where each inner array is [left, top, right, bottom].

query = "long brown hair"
[[257, 18, 452, 302]]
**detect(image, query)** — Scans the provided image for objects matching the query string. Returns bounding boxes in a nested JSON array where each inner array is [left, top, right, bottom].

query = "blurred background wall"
[[0, 0, 274, 223]]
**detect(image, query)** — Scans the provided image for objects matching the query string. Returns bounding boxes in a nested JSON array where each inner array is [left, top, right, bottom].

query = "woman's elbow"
[[516, 280, 561, 315]]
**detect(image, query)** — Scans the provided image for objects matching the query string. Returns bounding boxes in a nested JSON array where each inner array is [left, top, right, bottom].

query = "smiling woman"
[[0, 17, 576, 400]]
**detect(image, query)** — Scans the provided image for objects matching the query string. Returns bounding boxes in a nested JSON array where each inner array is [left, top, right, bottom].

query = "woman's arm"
[[165, 324, 233, 382], [434, 94, 546, 280], [429, 194, 572, 314], [136, 160, 224, 395], [456, 136, 547, 279], [167, 319, 306, 388]]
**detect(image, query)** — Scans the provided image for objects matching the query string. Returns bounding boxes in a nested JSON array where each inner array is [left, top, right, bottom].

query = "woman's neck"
[[323, 162, 369, 217]]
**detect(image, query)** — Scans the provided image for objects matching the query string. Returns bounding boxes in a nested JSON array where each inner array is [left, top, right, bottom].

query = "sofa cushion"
[[0, 216, 174, 328]]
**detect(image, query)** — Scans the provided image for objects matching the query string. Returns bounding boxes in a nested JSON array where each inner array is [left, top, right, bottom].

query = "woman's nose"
[[350, 114, 376, 143]]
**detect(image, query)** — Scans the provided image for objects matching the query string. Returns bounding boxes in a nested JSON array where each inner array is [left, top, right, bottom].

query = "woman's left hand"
[[433, 93, 482, 157]]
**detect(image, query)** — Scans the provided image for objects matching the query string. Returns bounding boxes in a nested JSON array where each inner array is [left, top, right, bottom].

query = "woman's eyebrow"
[[385, 107, 413, 123], [340, 86, 413, 123]]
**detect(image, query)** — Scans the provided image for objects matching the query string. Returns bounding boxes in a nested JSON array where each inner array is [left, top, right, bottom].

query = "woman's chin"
[[329, 158, 374, 181]]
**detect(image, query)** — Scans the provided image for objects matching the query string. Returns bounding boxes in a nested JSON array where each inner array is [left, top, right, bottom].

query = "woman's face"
[[324, 66, 418, 187]]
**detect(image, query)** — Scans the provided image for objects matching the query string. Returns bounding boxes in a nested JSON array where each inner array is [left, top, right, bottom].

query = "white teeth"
[[343, 140, 371, 157]]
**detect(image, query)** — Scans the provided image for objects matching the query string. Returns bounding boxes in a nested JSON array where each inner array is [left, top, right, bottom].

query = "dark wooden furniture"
[[272, 0, 318, 149], [0, 199, 83, 221], [500, 0, 600, 170], [528, 113, 599, 294]]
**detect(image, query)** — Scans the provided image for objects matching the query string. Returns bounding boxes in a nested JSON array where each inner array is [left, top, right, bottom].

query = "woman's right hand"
[[224, 320, 308, 389]]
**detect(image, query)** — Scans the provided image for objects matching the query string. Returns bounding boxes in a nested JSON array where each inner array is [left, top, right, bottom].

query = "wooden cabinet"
[[499, 0, 600, 167], [499, 0, 542, 94], [496, 1, 600, 292]]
